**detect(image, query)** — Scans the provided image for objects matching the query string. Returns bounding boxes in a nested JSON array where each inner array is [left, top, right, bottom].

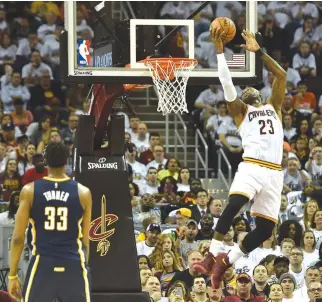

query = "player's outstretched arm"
[[10, 184, 33, 276], [211, 27, 247, 126], [241, 29, 286, 115], [78, 184, 93, 264], [8, 183, 33, 300]]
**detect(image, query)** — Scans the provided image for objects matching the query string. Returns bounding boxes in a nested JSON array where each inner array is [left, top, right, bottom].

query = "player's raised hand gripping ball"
[[210, 17, 236, 44], [210, 28, 227, 53]]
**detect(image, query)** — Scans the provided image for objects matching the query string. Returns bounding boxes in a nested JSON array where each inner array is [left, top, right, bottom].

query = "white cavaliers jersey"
[[239, 104, 283, 167]]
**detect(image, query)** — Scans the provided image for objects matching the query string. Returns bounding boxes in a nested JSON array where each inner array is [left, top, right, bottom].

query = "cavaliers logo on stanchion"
[[89, 194, 118, 256]]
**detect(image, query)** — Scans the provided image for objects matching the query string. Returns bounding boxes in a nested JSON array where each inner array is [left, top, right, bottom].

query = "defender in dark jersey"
[[8, 142, 92, 302]]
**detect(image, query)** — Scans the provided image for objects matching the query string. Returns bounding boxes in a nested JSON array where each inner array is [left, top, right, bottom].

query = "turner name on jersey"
[[43, 190, 70, 202], [248, 108, 278, 122]]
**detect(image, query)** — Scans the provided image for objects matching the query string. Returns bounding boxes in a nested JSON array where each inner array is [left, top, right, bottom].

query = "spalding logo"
[[88, 158, 118, 170]]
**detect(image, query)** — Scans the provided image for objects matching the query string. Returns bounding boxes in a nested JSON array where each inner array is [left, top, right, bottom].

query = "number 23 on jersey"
[[44, 206, 68, 231], [259, 119, 274, 135]]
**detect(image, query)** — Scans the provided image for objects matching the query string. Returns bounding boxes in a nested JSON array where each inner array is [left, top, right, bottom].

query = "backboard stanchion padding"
[[91, 83, 125, 150], [73, 115, 149, 302], [109, 115, 125, 156], [74, 115, 95, 155]]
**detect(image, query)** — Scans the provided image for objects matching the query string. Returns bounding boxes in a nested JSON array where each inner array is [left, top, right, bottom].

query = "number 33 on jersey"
[[29, 177, 84, 259]]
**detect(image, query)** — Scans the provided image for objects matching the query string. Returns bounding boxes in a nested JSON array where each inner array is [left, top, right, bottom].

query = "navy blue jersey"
[[30, 177, 84, 260]]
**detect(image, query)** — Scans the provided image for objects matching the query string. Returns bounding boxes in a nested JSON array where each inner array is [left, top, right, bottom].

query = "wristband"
[[8, 274, 18, 280], [256, 48, 266, 56]]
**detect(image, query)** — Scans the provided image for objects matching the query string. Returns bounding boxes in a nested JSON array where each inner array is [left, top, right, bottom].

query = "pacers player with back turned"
[[8, 142, 92, 301]]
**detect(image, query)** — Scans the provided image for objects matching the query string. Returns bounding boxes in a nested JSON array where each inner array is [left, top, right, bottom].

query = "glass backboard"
[[60, 1, 262, 85]]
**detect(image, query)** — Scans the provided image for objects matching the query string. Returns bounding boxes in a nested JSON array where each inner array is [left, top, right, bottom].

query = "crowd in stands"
[[133, 1, 322, 301], [0, 1, 91, 206], [0, 1, 322, 302]]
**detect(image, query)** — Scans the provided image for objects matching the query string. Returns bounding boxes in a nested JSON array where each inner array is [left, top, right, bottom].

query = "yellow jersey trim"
[[77, 217, 91, 302], [229, 191, 251, 199], [43, 176, 70, 182], [29, 219, 36, 256], [243, 157, 281, 171], [24, 255, 40, 302], [251, 212, 277, 223]]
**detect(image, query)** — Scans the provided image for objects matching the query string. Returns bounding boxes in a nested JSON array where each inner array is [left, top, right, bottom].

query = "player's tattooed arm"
[[241, 29, 286, 116], [262, 53, 286, 114], [78, 184, 92, 264], [227, 100, 247, 127], [10, 184, 33, 277]]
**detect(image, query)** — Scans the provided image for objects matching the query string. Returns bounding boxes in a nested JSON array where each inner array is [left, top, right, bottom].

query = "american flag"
[[226, 54, 245, 67]]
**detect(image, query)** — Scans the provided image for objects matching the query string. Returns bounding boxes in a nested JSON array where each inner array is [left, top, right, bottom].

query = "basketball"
[[210, 17, 236, 43]]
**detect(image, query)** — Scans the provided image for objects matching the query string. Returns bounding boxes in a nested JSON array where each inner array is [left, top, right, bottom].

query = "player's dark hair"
[[32, 153, 44, 165], [44, 142, 69, 168]]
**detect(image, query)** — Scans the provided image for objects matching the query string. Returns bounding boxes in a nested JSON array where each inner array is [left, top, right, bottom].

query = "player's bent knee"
[[229, 194, 249, 207], [221, 194, 249, 219], [241, 216, 276, 253], [215, 194, 249, 234], [255, 216, 276, 240]]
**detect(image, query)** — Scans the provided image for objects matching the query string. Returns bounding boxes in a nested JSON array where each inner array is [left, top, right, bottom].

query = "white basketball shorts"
[[229, 161, 283, 222]]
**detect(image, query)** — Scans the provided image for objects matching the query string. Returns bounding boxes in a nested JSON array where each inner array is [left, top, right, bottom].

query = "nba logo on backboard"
[[77, 40, 91, 66]]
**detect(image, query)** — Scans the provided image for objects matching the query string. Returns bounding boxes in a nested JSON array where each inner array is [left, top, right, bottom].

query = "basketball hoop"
[[123, 83, 152, 91], [123, 61, 152, 92], [124, 58, 198, 115]]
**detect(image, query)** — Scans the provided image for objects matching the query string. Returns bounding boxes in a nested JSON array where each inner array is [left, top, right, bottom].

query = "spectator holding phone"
[[144, 276, 168, 301], [167, 280, 189, 302]]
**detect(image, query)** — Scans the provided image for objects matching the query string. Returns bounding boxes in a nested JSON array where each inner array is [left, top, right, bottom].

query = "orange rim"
[[123, 83, 151, 91], [123, 57, 197, 90], [144, 58, 197, 81], [143, 57, 198, 69], [124, 59, 152, 91]]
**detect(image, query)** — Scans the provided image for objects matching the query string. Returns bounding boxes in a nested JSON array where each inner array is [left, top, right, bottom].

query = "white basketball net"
[[145, 59, 197, 115]]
